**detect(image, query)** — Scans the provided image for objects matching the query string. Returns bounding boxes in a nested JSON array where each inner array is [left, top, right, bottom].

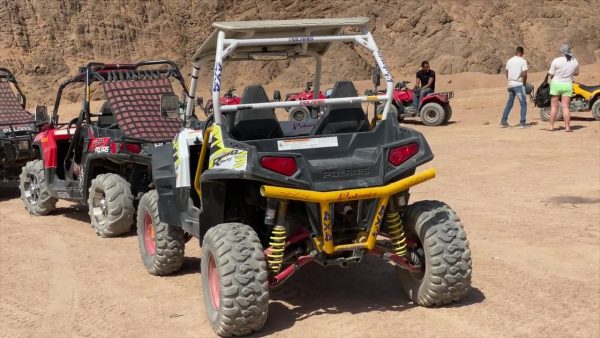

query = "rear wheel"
[[88, 173, 134, 237], [136, 190, 185, 275], [420, 102, 446, 126], [201, 223, 269, 337], [442, 104, 453, 123], [288, 106, 310, 122], [397, 200, 472, 306], [591, 100, 600, 120], [19, 160, 56, 215], [539, 106, 563, 121]]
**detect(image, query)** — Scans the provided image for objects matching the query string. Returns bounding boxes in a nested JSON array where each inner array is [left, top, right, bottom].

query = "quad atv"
[[0, 68, 49, 181], [137, 18, 472, 337], [202, 87, 241, 115], [285, 81, 326, 122], [371, 80, 454, 126], [538, 79, 600, 121], [19, 60, 189, 237]]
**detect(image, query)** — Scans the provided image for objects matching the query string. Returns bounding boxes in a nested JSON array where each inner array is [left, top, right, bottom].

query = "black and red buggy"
[[0, 68, 48, 181], [19, 60, 189, 237]]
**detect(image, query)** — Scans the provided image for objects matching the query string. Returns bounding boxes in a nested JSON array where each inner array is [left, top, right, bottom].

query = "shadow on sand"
[[258, 256, 484, 335]]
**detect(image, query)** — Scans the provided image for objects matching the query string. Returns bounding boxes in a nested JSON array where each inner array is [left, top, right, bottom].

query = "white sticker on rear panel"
[[277, 137, 338, 151]]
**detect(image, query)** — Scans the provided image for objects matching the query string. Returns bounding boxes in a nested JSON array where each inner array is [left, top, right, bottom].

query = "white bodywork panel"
[[174, 128, 203, 188]]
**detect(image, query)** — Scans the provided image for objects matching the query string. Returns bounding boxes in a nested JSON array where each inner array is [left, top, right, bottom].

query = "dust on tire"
[[397, 200, 472, 306], [87, 173, 134, 237], [136, 190, 185, 276], [201, 222, 269, 337]]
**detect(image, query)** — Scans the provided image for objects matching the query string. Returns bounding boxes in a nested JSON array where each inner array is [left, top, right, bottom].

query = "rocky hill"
[[1, 0, 599, 104]]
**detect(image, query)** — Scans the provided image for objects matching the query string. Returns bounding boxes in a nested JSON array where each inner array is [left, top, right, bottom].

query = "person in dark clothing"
[[413, 61, 436, 110]]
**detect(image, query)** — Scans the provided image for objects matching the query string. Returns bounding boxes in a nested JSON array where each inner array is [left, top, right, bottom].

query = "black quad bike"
[[135, 18, 472, 337], [19, 60, 189, 237], [0, 68, 49, 181]]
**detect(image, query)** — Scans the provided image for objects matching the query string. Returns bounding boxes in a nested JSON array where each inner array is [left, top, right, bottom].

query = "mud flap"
[[151, 144, 180, 227]]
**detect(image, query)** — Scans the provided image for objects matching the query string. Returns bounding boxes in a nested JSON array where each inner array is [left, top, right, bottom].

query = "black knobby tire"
[[420, 102, 446, 126], [19, 159, 57, 215], [87, 173, 134, 237], [442, 104, 453, 124], [591, 99, 600, 121], [201, 223, 269, 337], [397, 200, 472, 306], [539, 106, 563, 121], [136, 190, 185, 275]]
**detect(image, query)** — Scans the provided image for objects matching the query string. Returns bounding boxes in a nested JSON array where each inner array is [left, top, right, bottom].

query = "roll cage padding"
[[0, 82, 33, 128], [230, 84, 283, 141], [310, 81, 370, 135], [102, 74, 182, 142]]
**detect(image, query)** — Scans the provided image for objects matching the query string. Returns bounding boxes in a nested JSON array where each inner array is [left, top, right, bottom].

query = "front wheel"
[[19, 159, 57, 215], [201, 223, 269, 337], [420, 102, 446, 126], [539, 106, 563, 121], [88, 173, 134, 237], [397, 200, 472, 306], [136, 190, 185, 275], [591, 99, 600, 120]]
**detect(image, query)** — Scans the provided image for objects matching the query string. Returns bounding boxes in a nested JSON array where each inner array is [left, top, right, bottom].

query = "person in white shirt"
[[547, 44, 580, 132], [500, 47, 528, 128]]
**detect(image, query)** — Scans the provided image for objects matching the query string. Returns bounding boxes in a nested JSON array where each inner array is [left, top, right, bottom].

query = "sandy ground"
[[1, 65, 599, 338]]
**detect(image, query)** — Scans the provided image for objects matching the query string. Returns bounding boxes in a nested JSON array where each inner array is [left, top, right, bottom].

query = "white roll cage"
[[185, 17, 394, 126]]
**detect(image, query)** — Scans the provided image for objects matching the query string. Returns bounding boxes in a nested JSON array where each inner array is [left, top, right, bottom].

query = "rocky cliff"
[[1, 0, 598, 104]]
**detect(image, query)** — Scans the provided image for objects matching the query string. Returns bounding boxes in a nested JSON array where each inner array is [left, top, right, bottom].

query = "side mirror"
[[35, 105, 49, 123], [273, 90, 281, 102], [372, 66, 381, 88], [325, 88, 333, 98], [160, 94, 180, 119]]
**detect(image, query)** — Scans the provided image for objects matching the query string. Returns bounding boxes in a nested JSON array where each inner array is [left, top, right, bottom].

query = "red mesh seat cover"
[[0, 82, 33, 128], [102, 78, 181, 141]]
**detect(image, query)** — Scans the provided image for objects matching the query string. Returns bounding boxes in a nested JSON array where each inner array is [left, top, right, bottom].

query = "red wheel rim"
[[208, 255, 220, 310], [143, 213, 156, 255]]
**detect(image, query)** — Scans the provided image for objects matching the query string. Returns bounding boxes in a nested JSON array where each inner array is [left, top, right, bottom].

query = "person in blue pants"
[[500, 46, 529, 128]]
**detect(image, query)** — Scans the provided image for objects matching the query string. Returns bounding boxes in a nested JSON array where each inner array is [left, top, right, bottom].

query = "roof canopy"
[[191, 17, 370, 62]]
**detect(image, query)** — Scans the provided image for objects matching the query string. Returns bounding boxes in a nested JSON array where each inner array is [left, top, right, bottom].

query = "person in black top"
[[413, 61, 436, 110]]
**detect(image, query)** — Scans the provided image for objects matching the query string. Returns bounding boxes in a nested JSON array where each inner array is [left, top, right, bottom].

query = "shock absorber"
[[267, 201, 288, 274], [385, 210, 407, 256]]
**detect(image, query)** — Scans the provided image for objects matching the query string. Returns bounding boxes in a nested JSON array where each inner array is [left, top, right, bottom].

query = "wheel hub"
[[208, 255, 220, 310], [25, 175, 39, 205], [91, 190, 109, 225], [143, 213, 156, 255]]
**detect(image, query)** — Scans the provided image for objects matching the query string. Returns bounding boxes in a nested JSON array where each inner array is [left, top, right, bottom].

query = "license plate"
[[18, 140, 29, 150]]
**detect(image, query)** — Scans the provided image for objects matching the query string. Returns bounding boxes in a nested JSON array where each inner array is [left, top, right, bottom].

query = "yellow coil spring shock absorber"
[[267, 225, 286, 273], [267, 200, 288, 274], [385, 211, 407, 256]]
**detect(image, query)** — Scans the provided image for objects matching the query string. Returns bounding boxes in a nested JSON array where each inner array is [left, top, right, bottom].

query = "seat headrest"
[[241, 85, 270, 104], [330, 81, 359, 98]]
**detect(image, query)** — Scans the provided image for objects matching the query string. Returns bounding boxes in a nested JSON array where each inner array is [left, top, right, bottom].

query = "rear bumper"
[[260, 168, 436, 254]]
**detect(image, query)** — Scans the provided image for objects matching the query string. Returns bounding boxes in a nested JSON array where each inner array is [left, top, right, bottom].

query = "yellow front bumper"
[[260, 168, 436, 254]]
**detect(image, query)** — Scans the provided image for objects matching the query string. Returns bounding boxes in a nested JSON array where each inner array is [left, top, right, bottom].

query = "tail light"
[[120, 142, 142, 154], [261, 156, 297, 176], [388, 143, 419, 166]]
